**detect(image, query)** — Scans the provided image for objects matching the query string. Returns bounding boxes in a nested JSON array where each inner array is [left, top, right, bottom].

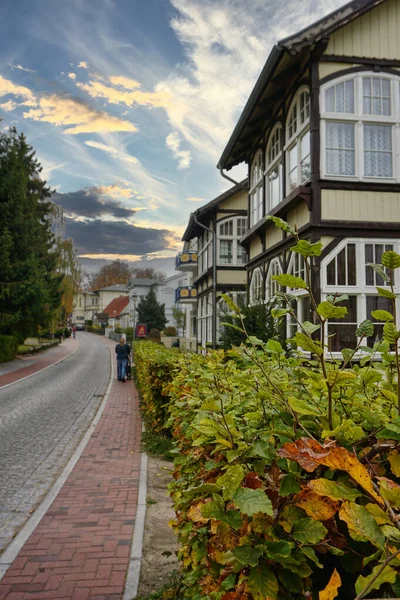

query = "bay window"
[[322, 239, 400, 353], [285, 88, 310, 192], [198, 229, 213, 275], [250, 268, 263, 304], [265, 125, 283, 212], [218, 217, 247, 266], [321, 73, 399, 180], [250, 151, 264, 226], [265, 258, 282, 300]]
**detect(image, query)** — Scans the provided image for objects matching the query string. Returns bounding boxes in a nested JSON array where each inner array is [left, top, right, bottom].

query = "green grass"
[[140, 430, 174, 461]]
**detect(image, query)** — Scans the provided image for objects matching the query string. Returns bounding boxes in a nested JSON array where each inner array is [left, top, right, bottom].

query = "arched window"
[[321, 72, 399, 180], [250, 268, 263, 304], [265, 125, 283, 212], [321, 238, 399, 353], [286, 88, 310, 192], [265, 258, 282, 300], [218, 217, 247, 266], [250, 151, 264, 227]]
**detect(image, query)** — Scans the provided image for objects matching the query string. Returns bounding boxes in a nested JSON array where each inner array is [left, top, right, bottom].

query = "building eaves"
[[217, 0, 386, 172], [182, 179, 248, 242]]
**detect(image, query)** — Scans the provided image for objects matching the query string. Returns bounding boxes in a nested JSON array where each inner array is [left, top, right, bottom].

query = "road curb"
[[0, 343, 114, 581]]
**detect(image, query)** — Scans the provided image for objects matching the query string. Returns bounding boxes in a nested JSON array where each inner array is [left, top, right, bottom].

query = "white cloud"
[[77, 78, 171, 109], [9, 64, 36, 73], [0, 75, 36, 103], [68, 72, 77, 80], [166, 131, 191, 169], [0, 100, 17, 111], [78, 61, 89, 69], [155, 0, 345, 162], [186, 196, 204, 202], [85, 140, 139, 164], [23, 94, 137, 134]]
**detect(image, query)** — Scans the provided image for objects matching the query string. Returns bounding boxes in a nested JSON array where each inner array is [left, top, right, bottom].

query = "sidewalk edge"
[[0, 344, 114, 580], [123, 427, 148, 600]]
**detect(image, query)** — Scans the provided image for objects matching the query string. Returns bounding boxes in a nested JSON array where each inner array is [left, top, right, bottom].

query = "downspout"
[[219, 167, 248, 189], [193, 215, 217, 350]]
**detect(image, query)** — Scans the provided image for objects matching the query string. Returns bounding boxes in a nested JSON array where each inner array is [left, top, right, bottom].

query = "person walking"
[[115, 337, 131, 382]]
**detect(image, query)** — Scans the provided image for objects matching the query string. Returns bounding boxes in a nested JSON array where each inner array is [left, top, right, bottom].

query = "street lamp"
[[113, 310, 116, 332]]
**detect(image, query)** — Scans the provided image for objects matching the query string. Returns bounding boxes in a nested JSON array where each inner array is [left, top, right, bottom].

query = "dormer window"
[[265, 125, 283, 212], [250, 151, 264, 227], [321, 73, 398, 181], [285, 88, 310, 192]]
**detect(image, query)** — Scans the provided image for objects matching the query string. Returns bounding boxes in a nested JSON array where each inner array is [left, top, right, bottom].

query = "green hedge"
[[0, 335, 19, 362], [133, 340, 180, 433], [134, 221, 400, 599]]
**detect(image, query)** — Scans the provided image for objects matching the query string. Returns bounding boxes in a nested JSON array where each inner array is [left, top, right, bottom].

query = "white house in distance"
[[71, 284, 129, 324]]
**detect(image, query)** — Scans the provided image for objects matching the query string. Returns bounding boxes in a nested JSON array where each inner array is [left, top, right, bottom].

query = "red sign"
[[136, 323, 147, 338]]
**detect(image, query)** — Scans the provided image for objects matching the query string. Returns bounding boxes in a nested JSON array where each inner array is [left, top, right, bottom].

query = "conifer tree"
[[0, 127, 62, 338], [136, 285, 167, 331]]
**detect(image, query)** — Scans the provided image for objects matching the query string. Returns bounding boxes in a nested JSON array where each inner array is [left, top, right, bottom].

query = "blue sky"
[[0, 0, 345, 275]]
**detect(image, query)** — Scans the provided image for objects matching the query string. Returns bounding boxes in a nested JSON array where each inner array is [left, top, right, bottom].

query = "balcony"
[[175, 286, 197, 303], [176, 252, 198, 271]]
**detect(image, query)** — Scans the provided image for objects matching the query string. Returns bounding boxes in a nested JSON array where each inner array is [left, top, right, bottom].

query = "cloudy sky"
[[0, 0, 345, 275]]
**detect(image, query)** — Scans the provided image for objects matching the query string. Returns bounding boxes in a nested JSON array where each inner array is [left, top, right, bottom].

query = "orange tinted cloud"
[[23, 94, 137, 134]]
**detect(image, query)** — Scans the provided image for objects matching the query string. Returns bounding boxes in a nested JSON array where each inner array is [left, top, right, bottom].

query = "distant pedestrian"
[[72, 325, 76, 339], [115, 337, 131, 382]]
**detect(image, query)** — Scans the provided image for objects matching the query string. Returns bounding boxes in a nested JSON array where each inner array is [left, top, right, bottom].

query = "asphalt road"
[[0, 333, 111, 553]]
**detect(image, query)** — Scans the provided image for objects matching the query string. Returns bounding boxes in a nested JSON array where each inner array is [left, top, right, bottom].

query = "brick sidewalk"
[[0, 338, 78, 388], [0, 337, 142, 600]]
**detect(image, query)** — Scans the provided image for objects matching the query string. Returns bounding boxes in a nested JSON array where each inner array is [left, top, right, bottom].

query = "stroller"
[[125, 359, 132, 380]]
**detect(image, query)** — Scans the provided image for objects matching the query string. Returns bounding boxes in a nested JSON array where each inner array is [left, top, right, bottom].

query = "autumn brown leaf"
[[294, 489, 339, 521], [278, 438, 383, 505], [187, 501, 209, 523], [319, 569, 341, 600]]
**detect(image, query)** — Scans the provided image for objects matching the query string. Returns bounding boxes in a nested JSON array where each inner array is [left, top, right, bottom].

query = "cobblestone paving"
[[0, 334, 111, 553]]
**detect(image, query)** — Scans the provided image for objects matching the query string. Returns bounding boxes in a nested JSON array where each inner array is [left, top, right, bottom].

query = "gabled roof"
[[182, 179, 248, 241], [103, 296, 129, 318], [217, 0, 386, 171]]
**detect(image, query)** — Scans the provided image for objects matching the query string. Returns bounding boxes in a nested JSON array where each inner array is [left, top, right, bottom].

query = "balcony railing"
[[175, 286, 197, 302], [176, 252, 198, 270]]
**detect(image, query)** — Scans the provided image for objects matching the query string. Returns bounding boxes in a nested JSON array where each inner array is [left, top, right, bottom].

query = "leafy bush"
[[63, 327, 71, 338], [133, 341, 180, 433], [124, 326, 134, 337], [0, 335, 19, 362], [219, 297, 282, 349], [162, 219, 400, 600], [54, 329, 64, 339], [115, 326, 123, 334], [163, 326, 177, 337]]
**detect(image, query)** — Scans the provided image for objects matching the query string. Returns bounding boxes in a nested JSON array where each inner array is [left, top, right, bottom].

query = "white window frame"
[[249, 268, 263, 305], [265, 124, 283, 213], [285, 87, 311, 193], [321, 237, 400, 358], [249, 150, 264, 227], [197, 228, 213, 276], [265, 258, 282, 301], [321, 72, 399, 182], [217, 217, 247, 266]]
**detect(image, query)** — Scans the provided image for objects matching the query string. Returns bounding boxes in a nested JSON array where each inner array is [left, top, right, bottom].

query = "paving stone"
[[0, 336, 142, 599]]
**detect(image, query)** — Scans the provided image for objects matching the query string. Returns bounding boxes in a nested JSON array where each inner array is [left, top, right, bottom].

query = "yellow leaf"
[[388, 450, 400, 477], [294, 490, 339, 521], [215, 439, 233, 448], [187, 502, 210, 523], [319, 569, 341, 600]]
